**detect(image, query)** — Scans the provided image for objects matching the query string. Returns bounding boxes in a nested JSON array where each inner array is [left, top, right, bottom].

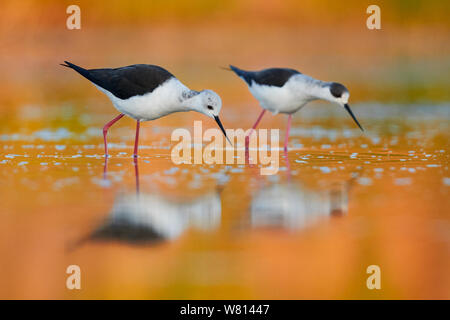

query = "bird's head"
[[329, 82, 350, 105], [327, 82, 364, 132], [197, 89, 222, 118], [186, 89, 231, 144]]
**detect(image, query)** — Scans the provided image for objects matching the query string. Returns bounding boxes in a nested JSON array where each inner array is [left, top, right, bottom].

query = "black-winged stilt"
[[229, 65, 364, 150], [61, 61, 229, 157]]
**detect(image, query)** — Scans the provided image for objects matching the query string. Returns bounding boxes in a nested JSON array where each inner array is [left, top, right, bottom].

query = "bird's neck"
[[314, 83, 333, 102], [299, 77, 332, 102], [180, 90, 203, 112]]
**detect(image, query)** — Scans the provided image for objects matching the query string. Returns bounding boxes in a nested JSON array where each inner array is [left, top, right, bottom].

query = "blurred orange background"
[[0, 0, 449, 110]]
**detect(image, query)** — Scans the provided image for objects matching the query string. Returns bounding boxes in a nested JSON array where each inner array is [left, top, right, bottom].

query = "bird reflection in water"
[[247, 150, 355, 230], [250, 182, 349, 230], [84, 158, 224, 246]]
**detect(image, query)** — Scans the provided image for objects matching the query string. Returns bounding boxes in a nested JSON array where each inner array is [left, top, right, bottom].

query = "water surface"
[[0, 103, 448, 299]]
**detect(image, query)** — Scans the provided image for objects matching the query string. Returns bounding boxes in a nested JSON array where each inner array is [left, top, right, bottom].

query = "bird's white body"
[[248, 74, 346, 115], [95, 78, 191, 121]]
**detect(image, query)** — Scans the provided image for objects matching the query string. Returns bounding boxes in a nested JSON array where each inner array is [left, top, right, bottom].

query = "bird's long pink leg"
[[247, 110, 266, 139], [245, 109, 266, 165], [284, 114, 292, 151], [245, 109, 266, 149], [103, 113, 125, 157], [133, 120, 140, 158]]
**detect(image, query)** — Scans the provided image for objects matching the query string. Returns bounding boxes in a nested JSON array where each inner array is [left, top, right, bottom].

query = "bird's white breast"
[[96, 78, 189, 121], [248, 74, 321, 114]]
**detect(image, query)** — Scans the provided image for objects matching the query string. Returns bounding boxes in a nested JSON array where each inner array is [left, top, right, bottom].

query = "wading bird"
[[62, 61, 229, 157], [229, 65, 364, 150]]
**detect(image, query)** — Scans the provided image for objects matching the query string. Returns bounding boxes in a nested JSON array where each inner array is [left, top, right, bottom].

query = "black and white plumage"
[[230, 66, 301, 88], [63, 63, 175, 100], [229, 65, 364, 137], [62, 61, 230, 157]]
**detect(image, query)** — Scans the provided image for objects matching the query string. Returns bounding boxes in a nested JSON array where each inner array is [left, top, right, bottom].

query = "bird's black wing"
[[229, 65, 300, 87], [61, 61, 175, 99]]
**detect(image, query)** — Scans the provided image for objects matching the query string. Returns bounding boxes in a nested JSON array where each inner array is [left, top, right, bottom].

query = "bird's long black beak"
[[214, 116, 232, 146], [344, 104, 364, 132]]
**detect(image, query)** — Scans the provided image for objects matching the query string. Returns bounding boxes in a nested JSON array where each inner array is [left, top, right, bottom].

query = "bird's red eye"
[[207, 105, 213, 110]]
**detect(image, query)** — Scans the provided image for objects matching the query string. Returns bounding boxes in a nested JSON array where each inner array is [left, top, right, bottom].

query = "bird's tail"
[[60, 61, 88, 75], [228, 65, 253, 86], [60, 60, 97, 84], [228, 65, 247, 77], [221, 65, 246, 75], [60, 61, 71, 68], [60, 60, 78, 68]]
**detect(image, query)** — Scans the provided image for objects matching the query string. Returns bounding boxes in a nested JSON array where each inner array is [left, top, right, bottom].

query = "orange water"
[[0, 102, 448, 299]]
